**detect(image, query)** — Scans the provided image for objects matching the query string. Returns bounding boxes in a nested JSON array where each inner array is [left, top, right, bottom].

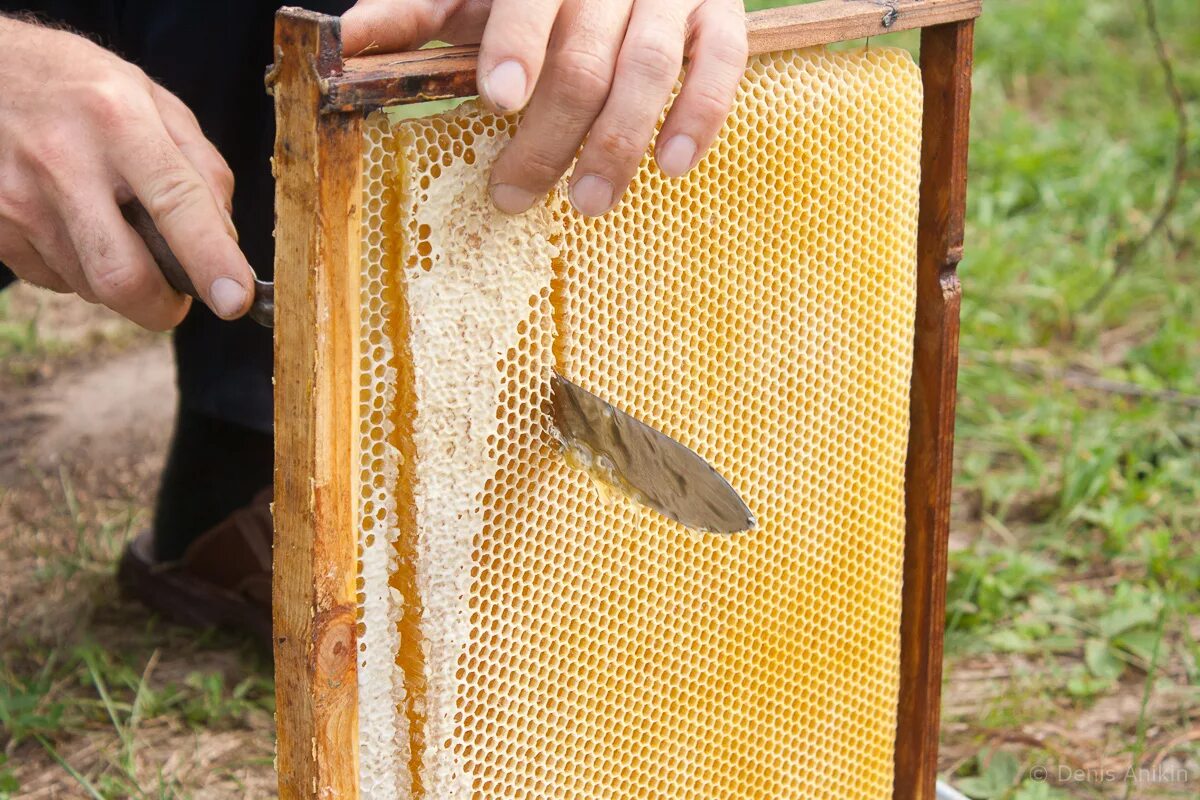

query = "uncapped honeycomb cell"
[[356, 46, 923, 800], [357, 115, 412, 800]]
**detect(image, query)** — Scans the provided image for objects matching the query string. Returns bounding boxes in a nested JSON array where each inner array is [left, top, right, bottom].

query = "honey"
[[558, 433, 649, 512]]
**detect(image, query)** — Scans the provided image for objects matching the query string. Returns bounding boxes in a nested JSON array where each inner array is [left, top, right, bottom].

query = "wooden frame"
[[271, 1, 979, 798]]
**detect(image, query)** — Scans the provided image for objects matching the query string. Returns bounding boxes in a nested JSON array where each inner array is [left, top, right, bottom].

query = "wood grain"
[[325, 0, 983, 110], [747, 0, 982, 55], [895, 19, 976, 800], [272, 7, 362, 799], [326, 45, 479, 113]]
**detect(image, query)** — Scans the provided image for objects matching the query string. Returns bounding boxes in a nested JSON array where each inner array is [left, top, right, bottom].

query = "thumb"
[[340, 0, 445, 56]]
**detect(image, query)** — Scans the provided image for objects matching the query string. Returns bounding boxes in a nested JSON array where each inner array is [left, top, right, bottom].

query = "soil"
[[0, 286, 276, 799]]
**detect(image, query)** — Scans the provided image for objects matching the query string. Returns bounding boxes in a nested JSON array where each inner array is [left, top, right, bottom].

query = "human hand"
[[341, 0, 748, 217], [0, 16, 253, 329]]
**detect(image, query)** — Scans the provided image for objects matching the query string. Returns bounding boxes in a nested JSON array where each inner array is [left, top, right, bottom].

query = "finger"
[[0, 223, 70, 293], [655, 0, 746, 178], [568, 1, 687, 216], [436, 2, 492, 45], [476, 0, 563, 113], [112, 129, 252, 320], [340, 0, 449, 56], [29, 215, 96, 301], [0, 185, 92, 298], [488, 0, 632, 214], [57, 185, 191, 330], [151, 84, 236, 224]]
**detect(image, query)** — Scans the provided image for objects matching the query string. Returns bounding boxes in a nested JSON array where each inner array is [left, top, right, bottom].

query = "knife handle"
[[120, 200, 274, 328]]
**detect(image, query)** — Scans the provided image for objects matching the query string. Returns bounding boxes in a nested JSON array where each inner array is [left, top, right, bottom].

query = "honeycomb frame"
[[269, 4, 980, 800]]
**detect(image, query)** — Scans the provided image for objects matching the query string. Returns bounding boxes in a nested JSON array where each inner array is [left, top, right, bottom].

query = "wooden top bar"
[[321, 0, 982, 112], [747, 0, 982, 54]]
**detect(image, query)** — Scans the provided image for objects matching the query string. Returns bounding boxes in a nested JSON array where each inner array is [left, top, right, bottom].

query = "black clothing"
[[1, 1, 352, 555], [0, 0, 352, 432], [153, 406, 273, 561]]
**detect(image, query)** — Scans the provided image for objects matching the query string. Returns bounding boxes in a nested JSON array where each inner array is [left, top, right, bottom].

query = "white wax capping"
[[405, 119, 564, 798]]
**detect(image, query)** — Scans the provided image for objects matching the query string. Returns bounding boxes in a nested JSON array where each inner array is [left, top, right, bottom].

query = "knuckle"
[[515, 147, 571, 189], [144, 168, 208, 224], [154, 82, 194, 117], [0, 181, 40, 231], [26, 128, 77, 179], [81, 79, 138, 130], [705, 26, 749, 70], [89, 257, 153, 307], [624, 33, 682, 79], [553, 47, 615, 110], [593, 127, 645, 165], [690, 80, 735, 123], [180, 144, 235, 201], [212, 161, 236, 196], [194, 155, 235, 206]]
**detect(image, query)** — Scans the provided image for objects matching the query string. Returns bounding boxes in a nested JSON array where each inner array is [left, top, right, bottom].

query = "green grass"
[[0, 636, 274, 799], [952, 0, 1198, 688], [0, 283, 152, 383], [935, 0, 1197, 795], [0, 292, 49, 362], [1, 2, 1196, 797]]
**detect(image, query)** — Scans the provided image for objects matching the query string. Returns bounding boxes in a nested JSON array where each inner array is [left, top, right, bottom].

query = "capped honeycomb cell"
[[356, 45, 923, 800]]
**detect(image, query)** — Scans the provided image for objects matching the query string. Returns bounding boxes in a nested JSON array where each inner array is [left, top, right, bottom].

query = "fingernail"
[[483, 60, 527, 112], [657, 135, 697, 178], [210, 277, 247, 318], [570, 176, 614, 217], [490, 183, 538, 214]]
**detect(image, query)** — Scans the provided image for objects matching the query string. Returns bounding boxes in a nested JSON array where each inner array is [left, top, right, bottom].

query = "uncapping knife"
[[127, 203, 752, 534], [122, 201, 274, 328]]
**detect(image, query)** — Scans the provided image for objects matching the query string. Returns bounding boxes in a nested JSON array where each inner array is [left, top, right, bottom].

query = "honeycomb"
[[355, 46, 923, 800]]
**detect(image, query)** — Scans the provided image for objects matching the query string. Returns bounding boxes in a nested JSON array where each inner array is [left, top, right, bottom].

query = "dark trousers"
[[0, 0, 353, 433]]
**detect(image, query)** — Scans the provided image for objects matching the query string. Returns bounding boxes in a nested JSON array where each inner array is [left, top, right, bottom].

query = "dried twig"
[[1082, 0, 1190, 313], [977, 353, 1200, 410], [1150, 725, 1200, 770], [1054, 372, 1200, 410]]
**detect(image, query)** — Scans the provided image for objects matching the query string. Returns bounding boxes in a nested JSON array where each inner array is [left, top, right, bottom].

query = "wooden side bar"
[[272, 8, 362, 799], [895, 20, 975, 800], [323, 0, 982, 111]]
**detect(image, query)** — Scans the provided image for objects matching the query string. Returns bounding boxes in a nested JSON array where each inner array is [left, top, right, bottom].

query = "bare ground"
[[0, 286, 276, 799]]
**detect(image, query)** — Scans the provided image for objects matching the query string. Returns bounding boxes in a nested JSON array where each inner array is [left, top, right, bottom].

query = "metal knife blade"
[[549, 372, 755, 534]]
